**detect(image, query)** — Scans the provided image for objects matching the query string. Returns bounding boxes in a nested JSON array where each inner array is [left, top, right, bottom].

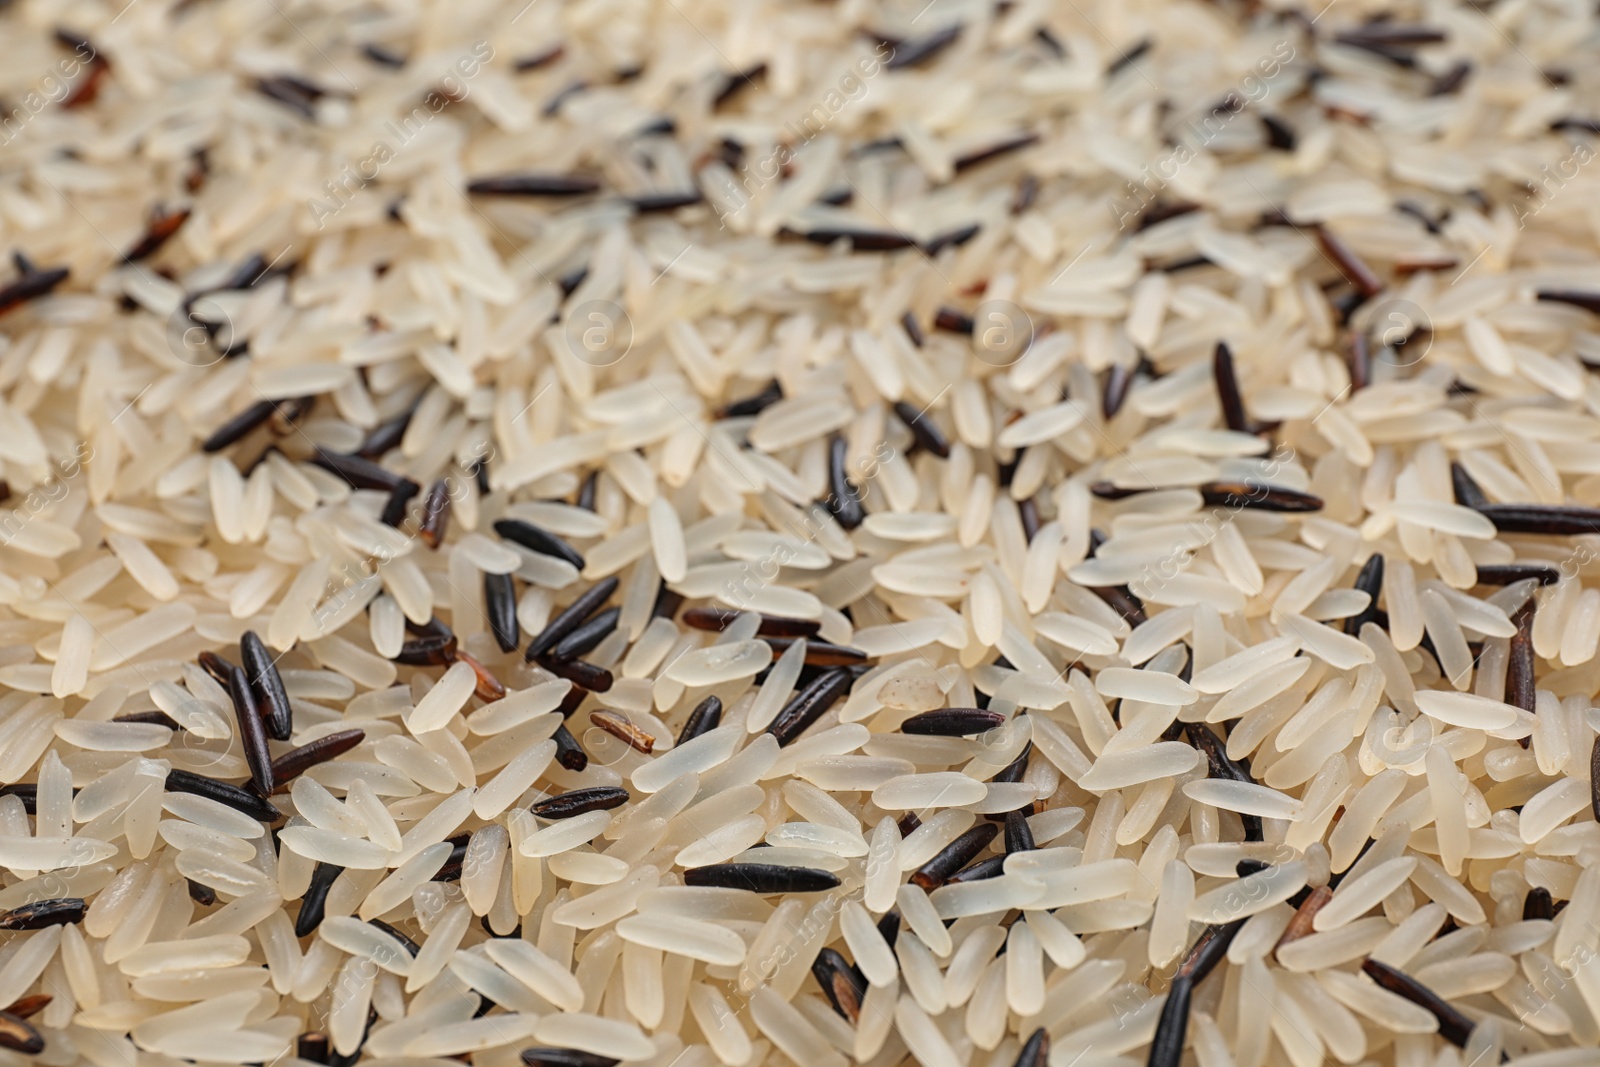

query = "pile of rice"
[[6, 0, 1600, 1063]]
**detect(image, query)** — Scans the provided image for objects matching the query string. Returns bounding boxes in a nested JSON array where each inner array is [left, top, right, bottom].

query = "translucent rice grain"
[[648, 496, 687, 583]]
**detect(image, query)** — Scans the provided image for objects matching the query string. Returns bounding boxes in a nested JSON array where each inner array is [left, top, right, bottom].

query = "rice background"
[[1, 0, 1600, 1064]]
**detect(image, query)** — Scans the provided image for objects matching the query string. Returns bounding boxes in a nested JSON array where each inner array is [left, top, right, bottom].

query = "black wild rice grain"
[[1429, 60, 1472, 95], [551, 607, 621, 661], [1507, 601, 1536, 743], [575, 469, 599, 511], [270, 729, 365, 788], [255, 74, 326, 118], [1450, 462, 1489, 509], [201, 398, 276, 451], [495, 518, 587, 569], [1013, 1028, 1048, 1067], [885, 23, 963, 69], [165, 769, 281, 822], [1536, 290, 1600, 315], [0, 1013, 43, 1055], [1102, 362, 1133, 420], [362, 42, 406, 67], [393, 633, 457, 666], [1343, 329, 1371, 391], [953, 133, 1040, 172], [812, 947, 867, 1023], [630, 191, 703, 213], [1147, 979, 1193, 1067], [1359, 957, 1475, 1048], [357, 405, 416, 459], [719, 380, 783, 418], [1198, 481, 1323, 512], [1212, 342, 1251, 434], [553, 725, 589, 772], [921, 223, 982, 256], [1004, 809, 1035, 853], [1475, 563, 1559, 586], [892, 400, 951, 458], [588, 709, 654, 753], [1185, 722, 1264, 843], [1260, 113, 1297, 150], [896, 812, 922, 837], [526, 577, 621, 660], [485, 572, 520, 653], [1471, 503, 1600, 536], [433, 836, 470, 882], [241, 630, 292, 742], [683, 863, 841, 893], [124, 206, 190, 262], [522, 1050, 619, 1067], [299, 1032, 332, 1064], [228, 666, 274, 795], [947, 855, 1007, 884], [368, 918, 421, 956], [1344, 552, 1385, 636], [826, 435, 866, 530], [1088, 481, 1144, 500], [1012, 173, 1041, 214], [380, 479, 420, 527], [682, 607, 821, 637], [1335, 23, 1447, 47], [532, 787, 630, 819], [899, 708, 1006, 736], [188, 879, 217, 906], [456, 651, 506, 702], [900, 311, 925, 347], [0, 264, 70, 317], [467, 174, 601, 196], [114, 710, 181, 729], [911, 823, 999, 890], [876, 910, 901, 949], [539, 657, 615, 693], [1591, 736, 1600, 820], [993, 742, 1032, 785], [294, 862, 343, 937], [513, 44, 565, 71], [1018, 496, 1041, 543], [1524, 886, 1555, 921], [766, 667, 856, 746], [1317, 225, 1384, 297], [934, 307, 974, 334], [793, 226, 917, 252], [761, 637, 868, 666], [310, 447, 415, 493], [713, 62, 767, 108], [1135, 201, 1200, 232], [0, 898, 86, 930], [418, 478, 452, 549], [3, 995, 49, 1020], [1107, 36, 1152, 75], [677, 695, 722, 744], [1084, 531, 1149, 626]]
